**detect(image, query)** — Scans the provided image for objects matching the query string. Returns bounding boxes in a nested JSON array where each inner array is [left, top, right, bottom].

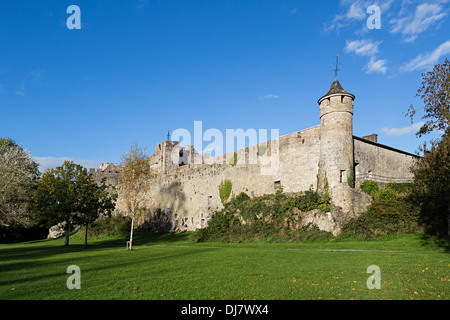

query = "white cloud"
[[345, 39, 389, 74], [323, 1, 365, 32], [323, 14, 347, 33], [323, 0, 394, 32], [345, 39, 382, 56], [400, 40, 450, 72], [259, 94, 279, 99], [325, 0, 446, 39], [367, 56, 388, 74], [390, 3, 447, 42], [33, 156, 102, 172], [381, 122, 424, 136], [347, 2, 367, 20]]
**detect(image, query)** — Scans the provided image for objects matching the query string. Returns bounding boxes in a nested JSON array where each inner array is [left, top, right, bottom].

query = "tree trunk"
[[129, 215, 134, 250], [84, 224, 88, 248], [64, 221, 70, 246], [447, 203, 450, 238]]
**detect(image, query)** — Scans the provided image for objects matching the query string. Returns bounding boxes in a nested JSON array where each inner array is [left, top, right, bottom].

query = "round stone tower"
[[317, 78, 355, 214]]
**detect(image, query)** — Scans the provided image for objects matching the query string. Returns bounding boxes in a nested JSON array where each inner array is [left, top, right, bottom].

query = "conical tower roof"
[[318, 78, 354, 104]]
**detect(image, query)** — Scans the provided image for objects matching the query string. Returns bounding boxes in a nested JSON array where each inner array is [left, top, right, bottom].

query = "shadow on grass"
[[0, 239, 214, 293], [0, 231, 193, 264], [131, 231, 192, 245], [78, 230, 193, 247], [420, 233, 450, 252], [0, 230, 211, 293]]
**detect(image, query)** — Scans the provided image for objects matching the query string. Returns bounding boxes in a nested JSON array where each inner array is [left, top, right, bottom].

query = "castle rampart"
[[90, 79, 419, 235]]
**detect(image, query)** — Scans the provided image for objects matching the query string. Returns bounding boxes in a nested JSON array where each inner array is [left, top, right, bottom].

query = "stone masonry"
[[90, 79, 420, 235]]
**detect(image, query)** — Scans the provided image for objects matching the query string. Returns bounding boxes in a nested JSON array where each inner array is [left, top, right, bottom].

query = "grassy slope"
[[0, 232, 448, 300]]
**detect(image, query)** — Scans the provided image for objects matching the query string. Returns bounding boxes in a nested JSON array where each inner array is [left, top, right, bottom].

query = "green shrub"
[[234, 192, 250, 207], [294, 189, 322, 211], [360, 180, 379, 196], [369, 182, 415, 216], [193, 211, 241, 242], [385, 182, 412, 195], [342, 181, 421, 239], [340, 205, 421, 240], [291, 224, 334, 242], [196, 179, 424, 243], [239, 199, 266, 222], [191, 189, 333, 243], [87, 215, 132, 237]]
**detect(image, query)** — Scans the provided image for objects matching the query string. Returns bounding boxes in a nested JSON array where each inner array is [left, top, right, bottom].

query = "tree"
[[0, 137, 40, 229], [406, 59, 450, 238], [76, 177, 117, 248], [406, 58, 449, 137], [28, 160, 116, 246], [119, 143, 156, 250], [410, 133, 449, 237]]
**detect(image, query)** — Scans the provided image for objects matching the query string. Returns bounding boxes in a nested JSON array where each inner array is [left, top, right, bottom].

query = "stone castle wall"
[[91, 127, 418, 234], [112, 126, 323, 232], [89, 79, 420, 235], [353, 136, 419, 188]]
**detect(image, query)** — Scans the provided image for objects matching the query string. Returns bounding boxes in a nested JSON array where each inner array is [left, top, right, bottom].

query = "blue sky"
[[0, 0, 448, 171]]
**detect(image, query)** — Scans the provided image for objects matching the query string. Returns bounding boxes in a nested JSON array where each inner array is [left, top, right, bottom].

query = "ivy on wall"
[[219, 180, 233, 205]]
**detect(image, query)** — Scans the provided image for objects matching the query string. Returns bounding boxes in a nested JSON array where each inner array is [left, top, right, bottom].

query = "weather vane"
[[334, 53, 341, 79], [167, 130, 171, 141]]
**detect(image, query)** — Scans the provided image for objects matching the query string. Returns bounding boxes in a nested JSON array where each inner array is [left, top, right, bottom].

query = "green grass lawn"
[[0, 232, 448, 300]]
